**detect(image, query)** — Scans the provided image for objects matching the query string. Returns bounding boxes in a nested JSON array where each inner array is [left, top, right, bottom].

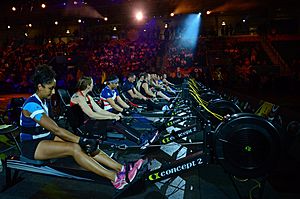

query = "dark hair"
[[107, 75, 119, 81], [139, 72, 147, 79], [128, 73, 135, 78], [106, 75, 119, 84], [77, 76, 92, 91], [33, 64, 56, 91]]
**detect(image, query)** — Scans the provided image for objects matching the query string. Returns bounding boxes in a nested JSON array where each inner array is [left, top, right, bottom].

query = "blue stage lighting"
[[179, 14, 201, 50]]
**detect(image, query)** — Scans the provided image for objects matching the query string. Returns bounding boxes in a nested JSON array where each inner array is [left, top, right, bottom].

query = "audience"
[[0, 33, 299, 95]]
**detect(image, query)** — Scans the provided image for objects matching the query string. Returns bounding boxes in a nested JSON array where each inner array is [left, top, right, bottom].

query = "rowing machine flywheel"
[[200, 92, 220, 102], [214, 113, 280, 178], [207, 99, 242, 125]]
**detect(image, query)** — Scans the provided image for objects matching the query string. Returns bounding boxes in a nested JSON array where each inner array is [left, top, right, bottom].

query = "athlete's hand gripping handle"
[[79, 137, 99, 156]]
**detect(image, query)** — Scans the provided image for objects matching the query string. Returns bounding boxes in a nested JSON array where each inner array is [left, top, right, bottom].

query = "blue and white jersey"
[[100, 86, 119, 111], [20, 94, 50, 141]]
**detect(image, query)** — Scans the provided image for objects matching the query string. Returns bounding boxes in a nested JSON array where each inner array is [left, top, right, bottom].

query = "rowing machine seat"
[[19, 155, 49, 165]]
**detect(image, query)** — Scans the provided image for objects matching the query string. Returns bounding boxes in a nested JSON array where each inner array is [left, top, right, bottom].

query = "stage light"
[[12, 7, 16, 11], [170, 13, 174, 17], [243, 19, 246, 23], [41, 4, 46, 8], [74, 1, 78, 5], [28, 24, 32, 27], [222, 21, 226, 26], [165, 24, 168, 29], [25, 33, 28, 37], [178, 14, 201, 50], [7, 25, 11, 29], [54, 21, 58, 25], [104, 17, 108, 21], [136, 11, 143, 21], [206, 10, 211, 15], [78, 19, 82, 23], [144, 29, 146, 32], [66, 29, 70, 34], [113, 26, 117, 31], [198, 12, 202, 16]]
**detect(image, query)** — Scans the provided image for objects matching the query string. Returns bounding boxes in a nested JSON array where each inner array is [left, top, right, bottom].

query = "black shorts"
[[21, 134, 54, 159]]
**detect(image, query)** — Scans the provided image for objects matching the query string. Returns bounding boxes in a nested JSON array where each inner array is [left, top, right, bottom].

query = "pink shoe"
[[112, 172, 128, 190], [127, 166, 138, 182], [134, 159, 144, 170], [120, 159, 144, 183], [120, 163, 135, 174]]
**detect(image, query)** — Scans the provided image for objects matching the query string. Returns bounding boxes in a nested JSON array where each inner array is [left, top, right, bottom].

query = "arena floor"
[[0, 164, 285, 199]]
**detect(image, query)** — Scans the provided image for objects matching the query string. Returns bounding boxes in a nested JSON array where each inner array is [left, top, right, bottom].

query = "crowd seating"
[[0, 34, 299, 95]]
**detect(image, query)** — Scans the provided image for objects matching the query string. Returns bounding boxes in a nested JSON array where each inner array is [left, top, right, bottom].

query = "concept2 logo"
[[148, 158, 204, 181]]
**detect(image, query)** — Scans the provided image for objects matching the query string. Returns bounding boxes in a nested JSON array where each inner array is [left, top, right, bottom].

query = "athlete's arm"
[[22, 109, 79, 143]]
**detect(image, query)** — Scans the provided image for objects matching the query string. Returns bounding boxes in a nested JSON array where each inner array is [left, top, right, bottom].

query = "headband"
[[108, 78, 119, 84]]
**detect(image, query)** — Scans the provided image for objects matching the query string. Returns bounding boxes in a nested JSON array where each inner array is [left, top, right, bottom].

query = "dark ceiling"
[[0, 0, 299, 26]]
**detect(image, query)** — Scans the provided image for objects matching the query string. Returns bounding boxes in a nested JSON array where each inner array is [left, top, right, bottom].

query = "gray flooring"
[[0, 164, 282, 199]]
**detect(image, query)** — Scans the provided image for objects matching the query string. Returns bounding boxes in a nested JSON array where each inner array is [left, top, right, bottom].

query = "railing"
[[260, 36, 290, 76]]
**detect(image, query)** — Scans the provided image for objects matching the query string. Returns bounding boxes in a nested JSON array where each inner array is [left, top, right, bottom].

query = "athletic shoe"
[[120, 164, 133, 174], [120, 163, 139, 182], [112, 172, 128, 189], [133, 159, 144, 170], [127, 165, 138, 182]]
